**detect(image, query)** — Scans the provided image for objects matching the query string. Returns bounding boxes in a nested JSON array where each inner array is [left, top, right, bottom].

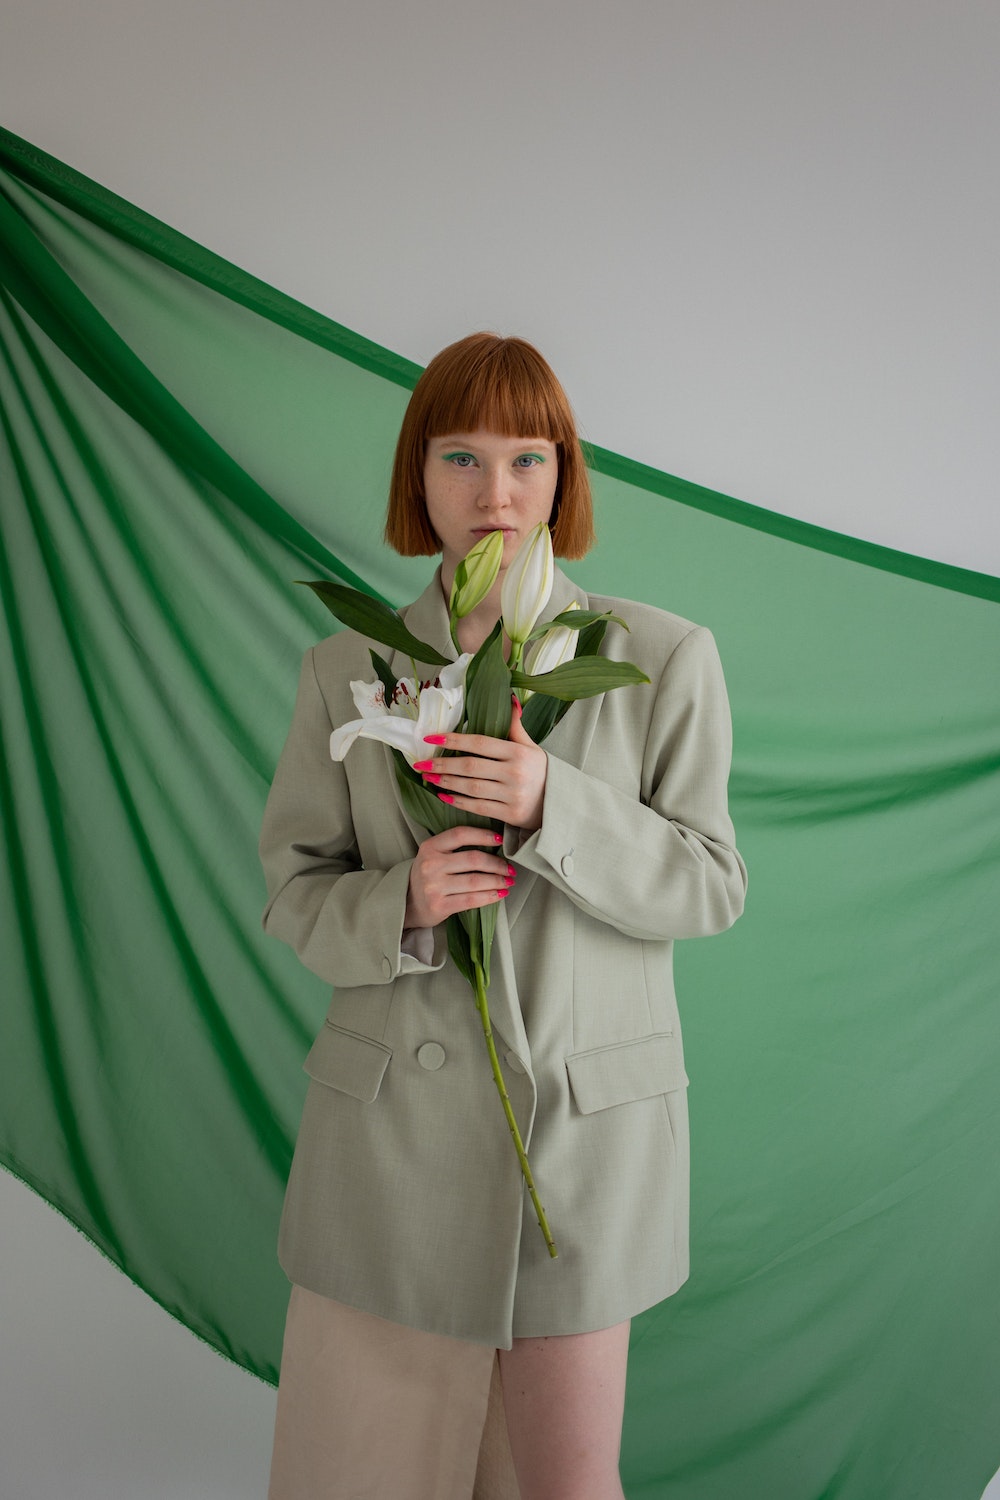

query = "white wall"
[[0, 1170, 276, 1499], [5, 0, 999, 574], [1, 2, 998, 1496]]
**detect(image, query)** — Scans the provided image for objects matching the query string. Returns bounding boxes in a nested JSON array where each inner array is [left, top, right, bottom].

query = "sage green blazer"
[[259, 567, 746, 1347]]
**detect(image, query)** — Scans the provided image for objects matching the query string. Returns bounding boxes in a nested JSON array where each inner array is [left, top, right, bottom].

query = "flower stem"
[[472, 960, 558, 1259]]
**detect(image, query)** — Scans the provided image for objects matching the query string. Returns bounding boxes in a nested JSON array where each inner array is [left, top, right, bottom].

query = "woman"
[[259, 333, 747, 1500]]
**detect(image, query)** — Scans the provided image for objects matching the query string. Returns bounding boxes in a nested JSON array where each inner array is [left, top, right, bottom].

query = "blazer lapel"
[[394, 570, 456, 679]]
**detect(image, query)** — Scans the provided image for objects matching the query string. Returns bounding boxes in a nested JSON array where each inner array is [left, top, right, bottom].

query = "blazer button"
[[560, 853, 575, 877], [416, 1042, 446, 1071], [381, 956, 393, 979], [504, 1050, 526, 1075]]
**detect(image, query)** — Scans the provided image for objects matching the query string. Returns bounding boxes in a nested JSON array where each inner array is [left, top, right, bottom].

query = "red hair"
[[385, 333, 595, 559]]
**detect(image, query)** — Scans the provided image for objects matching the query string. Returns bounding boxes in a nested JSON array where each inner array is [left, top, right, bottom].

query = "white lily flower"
[[330, 654, 471, 766], [501, 522, 554, 648], [521, 602, 580, 697]]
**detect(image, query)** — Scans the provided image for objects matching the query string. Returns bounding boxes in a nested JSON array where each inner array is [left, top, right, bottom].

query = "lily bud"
[[521, 602, 580, 697], [501, 522, 554, 647], [449, 529, 505, 621]]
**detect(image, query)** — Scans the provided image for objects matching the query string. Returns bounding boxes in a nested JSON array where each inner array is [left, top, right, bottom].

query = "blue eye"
[[515, 454, 544, 468], [444, 452, 476, 468]]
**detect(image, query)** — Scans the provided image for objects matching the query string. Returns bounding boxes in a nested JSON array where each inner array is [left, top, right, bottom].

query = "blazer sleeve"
[[259, 646, 446, 988], [509, 625, 747, 941]]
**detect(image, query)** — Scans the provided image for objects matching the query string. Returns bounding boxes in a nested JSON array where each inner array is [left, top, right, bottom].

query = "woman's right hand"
[[404, 826, 515, 930]]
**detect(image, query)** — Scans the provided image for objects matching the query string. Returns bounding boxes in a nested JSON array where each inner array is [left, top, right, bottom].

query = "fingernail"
[[424, 734, 447, 745], [438, 793, 455, 805], [412, 760, 434, 772], [493, 833, 504, 844], [497, 888, 509, 898], [507, 865, 516, 879], [423, 771, 442, 784]]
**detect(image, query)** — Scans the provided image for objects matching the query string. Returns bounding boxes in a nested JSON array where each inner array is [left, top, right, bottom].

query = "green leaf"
[[462, 619, 500, 707], [457, 904, 497, 986], [391, 746, 424, 788], [574, 619, 609, 659], [393, 759, 494, 833], [300, 580, 452, 666], [520, 691, 564, 743], [446, 916, 475, 986], [459, 908, 482, 967], [478, 901, 496, 986], [522, 619, 612, 739], [465, 627, 513, 740], [520, 620, 618, 740], [511, 657, 650, 700], [451, 555, 470, 601], [392, 749, 499, 985], [369, 649, 398, 700], [523, 608, 629, 642]]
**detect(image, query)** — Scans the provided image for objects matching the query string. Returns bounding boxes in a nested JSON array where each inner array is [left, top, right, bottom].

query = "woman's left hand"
[[415, 698, 547, 832]]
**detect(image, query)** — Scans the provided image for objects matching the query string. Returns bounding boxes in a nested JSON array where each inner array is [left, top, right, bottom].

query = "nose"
[[478, 464, 511, 511]]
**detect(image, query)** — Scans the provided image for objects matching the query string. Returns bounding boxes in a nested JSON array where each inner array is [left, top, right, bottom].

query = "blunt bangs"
[[421, 339, 572, 446]]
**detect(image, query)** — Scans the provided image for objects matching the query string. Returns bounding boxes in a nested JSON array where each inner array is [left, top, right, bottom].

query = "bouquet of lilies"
[[303, 523, 648, 1256]]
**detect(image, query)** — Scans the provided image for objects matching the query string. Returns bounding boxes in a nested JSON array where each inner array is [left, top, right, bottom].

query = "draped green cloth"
[[1, 127, 998, 1499]]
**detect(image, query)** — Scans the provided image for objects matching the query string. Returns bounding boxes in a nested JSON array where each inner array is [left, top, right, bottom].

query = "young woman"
[[260, 333, 747, 1500]]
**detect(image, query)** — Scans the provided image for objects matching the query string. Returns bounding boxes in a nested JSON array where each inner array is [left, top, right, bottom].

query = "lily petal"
[[349, 677, 388, 716], [522, 604, 580, 696], [413, 683, 466, 753], [501, 522, 554, 646], [330, 656, 471, 766], [329, 719, 367, 761], [437, 653, 473, 693]]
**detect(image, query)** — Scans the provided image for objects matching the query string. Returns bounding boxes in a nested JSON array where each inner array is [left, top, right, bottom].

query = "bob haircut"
[[385, 333, 595, 559]]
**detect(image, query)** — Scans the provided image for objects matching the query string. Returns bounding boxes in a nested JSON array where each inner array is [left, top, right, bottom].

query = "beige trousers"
[[269, 1286, 521, 1500]]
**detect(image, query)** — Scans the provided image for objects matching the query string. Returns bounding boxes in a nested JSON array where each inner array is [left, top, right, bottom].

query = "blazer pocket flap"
[[565, 1033, 687, 1115], [303, 1024, 392, 1103]]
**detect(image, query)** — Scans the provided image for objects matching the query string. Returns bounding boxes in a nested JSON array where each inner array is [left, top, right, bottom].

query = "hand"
[[415, 698, 548, 832], [404, 826, 516, 929]]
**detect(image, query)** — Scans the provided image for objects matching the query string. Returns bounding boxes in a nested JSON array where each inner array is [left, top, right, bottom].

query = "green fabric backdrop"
[[1, 127, 998, 1499]]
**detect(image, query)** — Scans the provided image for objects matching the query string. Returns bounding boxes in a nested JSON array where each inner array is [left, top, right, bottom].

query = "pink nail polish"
[[413, 760, 434, 772], [424, 734, 447, 745], [493, 833, 503, 843], [497, 888, 509, 898], [424, 771, 442, 784], [507, 866, 516, 879], [438, 793, 455, 805]]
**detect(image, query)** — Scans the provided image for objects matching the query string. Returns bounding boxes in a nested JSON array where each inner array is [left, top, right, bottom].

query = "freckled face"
[[423, 429, 559, 578]]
